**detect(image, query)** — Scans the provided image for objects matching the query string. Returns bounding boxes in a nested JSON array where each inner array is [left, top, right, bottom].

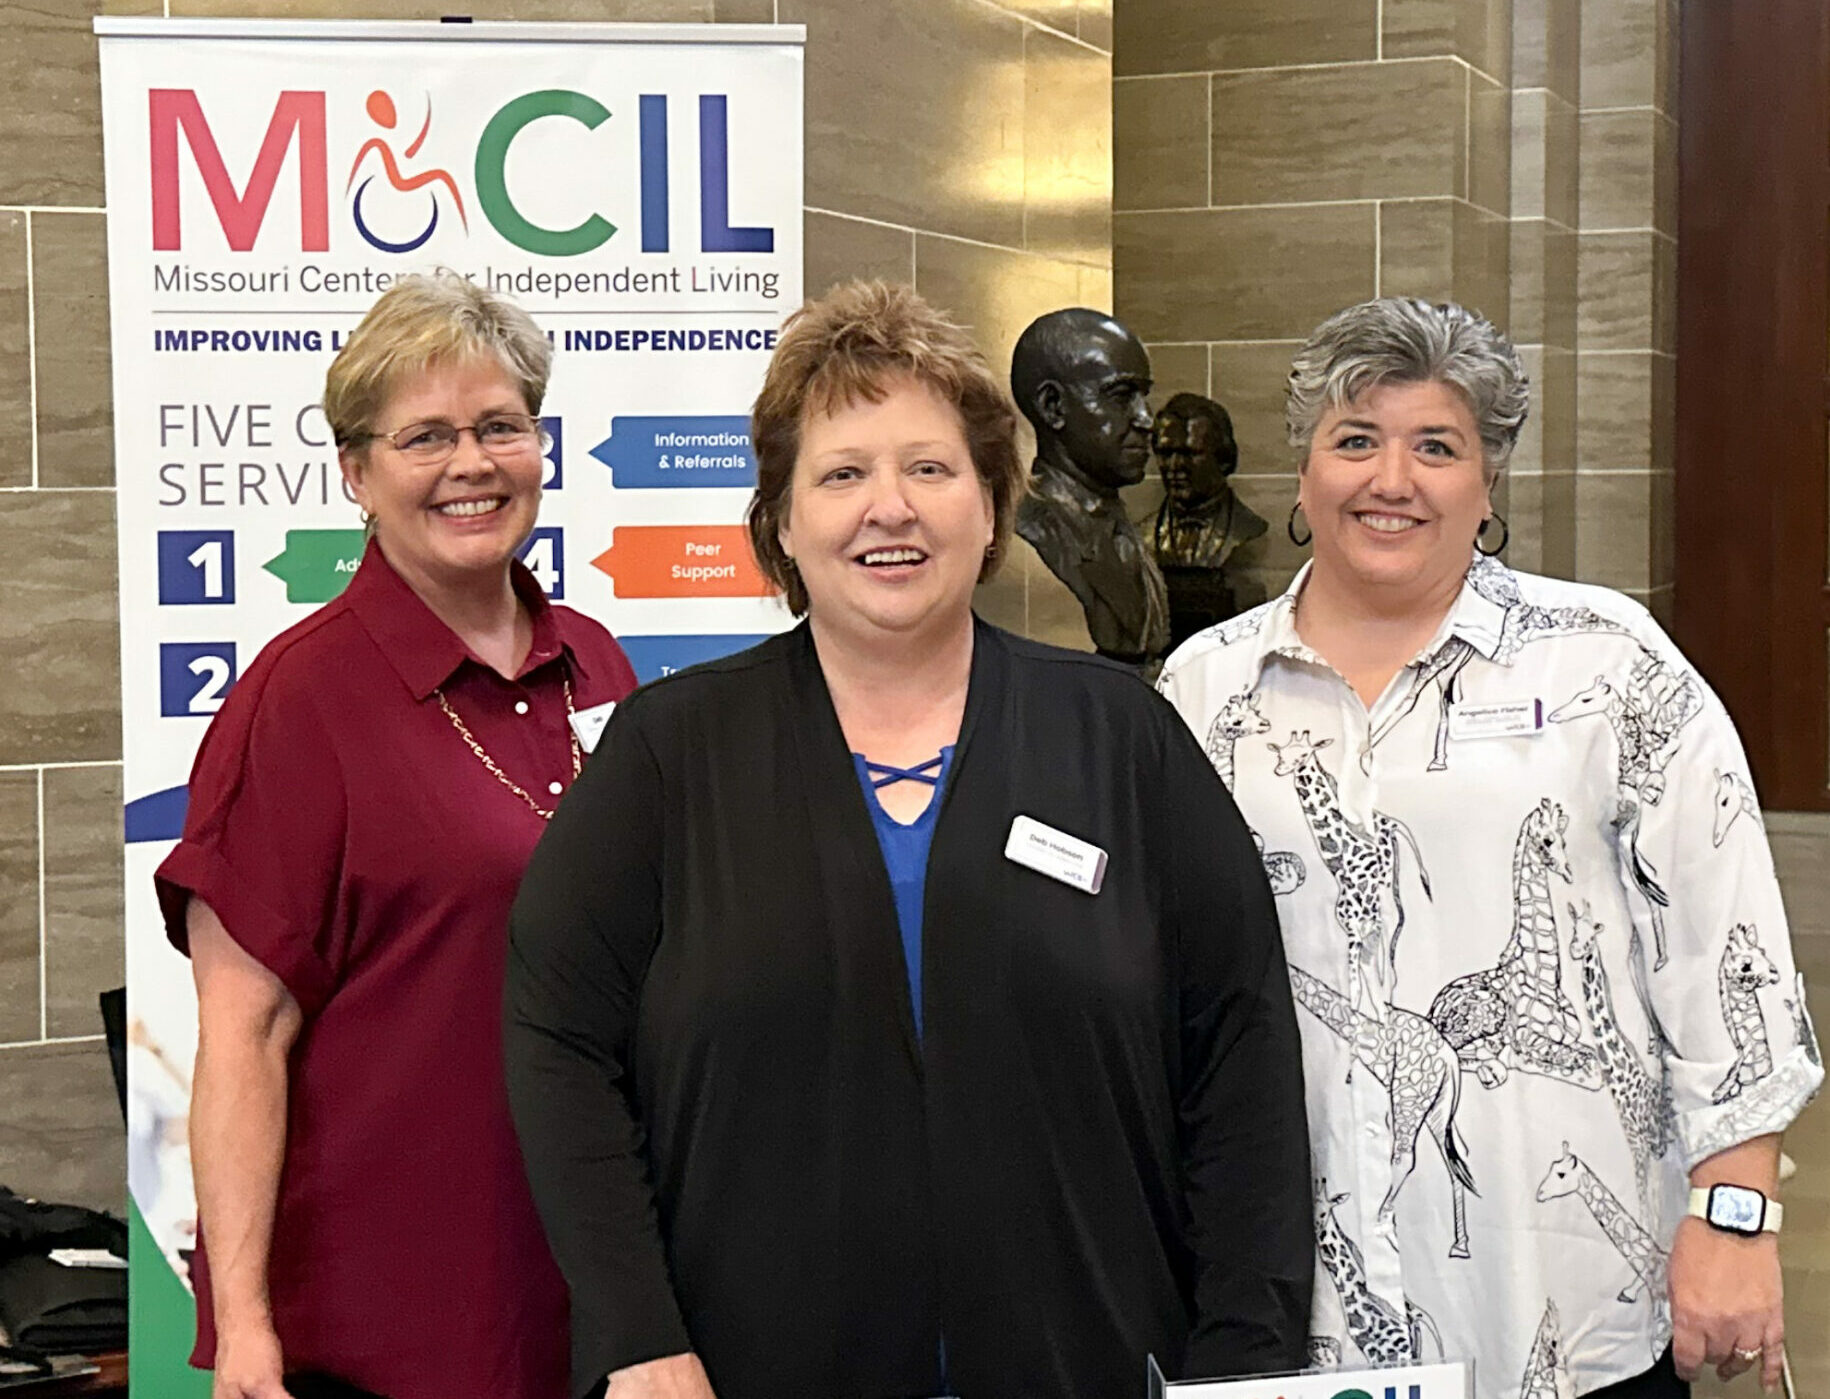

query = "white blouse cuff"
[[1678, 1047, 1825, 1170]]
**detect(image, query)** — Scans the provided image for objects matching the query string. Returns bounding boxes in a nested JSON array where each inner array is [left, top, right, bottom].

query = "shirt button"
[[548, 781, 564, 796], [515, 700, 529, 715]]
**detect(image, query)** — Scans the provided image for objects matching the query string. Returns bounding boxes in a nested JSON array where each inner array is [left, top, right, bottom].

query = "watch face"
[[1709, 1185, 1765, 1234]]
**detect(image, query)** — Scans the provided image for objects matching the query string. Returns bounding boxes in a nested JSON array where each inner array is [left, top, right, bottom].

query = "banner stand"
[[95, 18, 802, 1391]]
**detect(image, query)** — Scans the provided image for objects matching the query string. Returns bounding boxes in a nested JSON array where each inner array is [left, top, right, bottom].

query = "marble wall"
[[0, 0, 1685, 1211], [1113, 0, 1515, 607], [1572, 0, 1678, 619], [0, 0, 1113, 1206], [1113, 0, 1677, 617]]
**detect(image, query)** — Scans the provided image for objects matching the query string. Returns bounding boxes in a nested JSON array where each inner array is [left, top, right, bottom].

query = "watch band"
[[1689, 1186, 1784, 1233]]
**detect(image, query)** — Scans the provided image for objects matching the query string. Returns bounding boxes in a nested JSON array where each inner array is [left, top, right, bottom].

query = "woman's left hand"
[[1669, 1215, 1786, 1391]]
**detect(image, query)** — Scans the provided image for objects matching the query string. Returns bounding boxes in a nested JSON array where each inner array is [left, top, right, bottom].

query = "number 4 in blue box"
[[158, 530, 236, 605], [160, 642, 238, 717], [518, 527, 564, 599]]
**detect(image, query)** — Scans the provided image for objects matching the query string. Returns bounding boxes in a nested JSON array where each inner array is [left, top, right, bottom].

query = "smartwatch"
[[1688, 1184, 1783, 1237]]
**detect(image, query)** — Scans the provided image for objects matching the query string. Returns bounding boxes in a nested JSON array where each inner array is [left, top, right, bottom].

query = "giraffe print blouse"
[[1158, 554, 1823, 1399]]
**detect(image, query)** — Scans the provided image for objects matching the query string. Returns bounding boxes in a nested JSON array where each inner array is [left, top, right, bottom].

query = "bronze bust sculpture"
[[1151, 392, 1268, 647], [1010, 308, 1170, 666]]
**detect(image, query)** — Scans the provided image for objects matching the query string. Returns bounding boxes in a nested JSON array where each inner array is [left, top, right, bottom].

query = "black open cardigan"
[[505, 619, 1312, 1399]]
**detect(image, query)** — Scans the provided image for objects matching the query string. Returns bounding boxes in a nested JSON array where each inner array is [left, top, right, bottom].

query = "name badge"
[[1449, 698, 1543, 742], [1005, 815, 1108, 895], [568, 700, 616, 754]]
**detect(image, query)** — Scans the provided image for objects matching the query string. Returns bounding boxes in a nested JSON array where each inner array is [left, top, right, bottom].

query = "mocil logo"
[[347, 90, 468, 253], [149, 86, 774, 258]]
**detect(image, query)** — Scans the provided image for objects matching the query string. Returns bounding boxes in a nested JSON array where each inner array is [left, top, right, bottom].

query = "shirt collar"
[[344, 536, 578, 701], [1243, 552, 1513, 686]]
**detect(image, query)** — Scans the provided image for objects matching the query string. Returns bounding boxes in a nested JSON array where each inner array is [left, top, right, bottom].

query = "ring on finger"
[[1733, 1346, 1763, 1363]]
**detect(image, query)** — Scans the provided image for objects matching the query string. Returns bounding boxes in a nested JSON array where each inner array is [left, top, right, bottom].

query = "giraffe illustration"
[[1202, 692, 1308, 894], [1785, 971, 1821, 1069], [1570, 901, 1670, 1228], [1518, 1298, 1576, 1399], [1360, 561, 1633, 775], [1713, 923, 1781, 1104], [1290, 964, 1476, 1258], [1712, 770, 1762, 847], [1536, 1142, 1670, 1348], [1366, 638, 1475, 772], [1252, 832, 1307, 897], [1203, 689, 1270, 791], [1549, 653, 1702, 806], [1465, 554, 1632, 664], [1173, 606, 1268, 657], [1313, 1179, 1443, 1365], [1551, 652, 1701, 971], [1306, 1336, 1343, 1372], [1272, 730, 1432, 1018], [1426, 800, 1602, 1091], [1610, 797, 1672, 971]]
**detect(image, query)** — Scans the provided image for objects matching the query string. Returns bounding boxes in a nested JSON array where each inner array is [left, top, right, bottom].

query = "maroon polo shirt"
[[156, 539, 636, 1399]]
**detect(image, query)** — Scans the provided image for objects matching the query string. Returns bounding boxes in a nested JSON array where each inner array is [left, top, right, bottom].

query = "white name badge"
[[1448, 697, 1543, 742], [1005, 815, 1108, 894], [1147, 1355, 1471, 1399], [568, 700, 616, 755]]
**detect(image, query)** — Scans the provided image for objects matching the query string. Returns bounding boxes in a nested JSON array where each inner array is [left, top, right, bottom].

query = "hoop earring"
[[1287, 502, 1312, 548], [1477, 512, 1509, 556]]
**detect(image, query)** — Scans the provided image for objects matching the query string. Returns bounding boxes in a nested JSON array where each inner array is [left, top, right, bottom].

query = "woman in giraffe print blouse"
[[1158, 297, 1822, 1399]]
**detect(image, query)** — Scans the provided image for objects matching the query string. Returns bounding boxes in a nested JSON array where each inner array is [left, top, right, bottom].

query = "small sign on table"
[[1148, 1356, 1472, 1399]]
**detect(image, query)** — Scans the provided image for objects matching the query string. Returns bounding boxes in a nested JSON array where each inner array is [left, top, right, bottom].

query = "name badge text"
[[1005, 815, 1108, 895]]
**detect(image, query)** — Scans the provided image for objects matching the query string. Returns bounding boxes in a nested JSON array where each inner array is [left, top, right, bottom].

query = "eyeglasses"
[[354, 414, 544, 464]]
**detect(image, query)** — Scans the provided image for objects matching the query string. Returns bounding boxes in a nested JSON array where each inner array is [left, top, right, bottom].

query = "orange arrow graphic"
[[590, 525, 776, 599]]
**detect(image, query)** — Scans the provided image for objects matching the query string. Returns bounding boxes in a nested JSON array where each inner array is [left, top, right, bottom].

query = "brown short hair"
[[747, 280, 1025, 616], [323, 272, 551, 449]]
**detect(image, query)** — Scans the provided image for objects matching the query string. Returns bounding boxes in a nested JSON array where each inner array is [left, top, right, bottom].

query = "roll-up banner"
[[94, 18, 802, 1387]]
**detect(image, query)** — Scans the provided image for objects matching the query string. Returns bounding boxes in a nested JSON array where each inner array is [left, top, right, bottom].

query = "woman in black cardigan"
[[504, 281, 1312, 1399]]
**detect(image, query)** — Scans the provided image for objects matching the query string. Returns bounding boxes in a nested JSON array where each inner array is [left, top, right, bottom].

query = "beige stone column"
[[1114, 0, 1514, 604], [1573, 0, 1678, 620]]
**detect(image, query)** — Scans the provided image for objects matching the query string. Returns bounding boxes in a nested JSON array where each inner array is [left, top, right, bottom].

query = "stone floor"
[[1694, 813, 1830, 1398]]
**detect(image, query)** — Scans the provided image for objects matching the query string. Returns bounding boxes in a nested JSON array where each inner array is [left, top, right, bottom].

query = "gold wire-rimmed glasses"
[[354, 413, 546, 465]]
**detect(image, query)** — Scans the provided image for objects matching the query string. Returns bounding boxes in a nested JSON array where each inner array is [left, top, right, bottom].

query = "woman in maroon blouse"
[[155, 275, 637, 1399]]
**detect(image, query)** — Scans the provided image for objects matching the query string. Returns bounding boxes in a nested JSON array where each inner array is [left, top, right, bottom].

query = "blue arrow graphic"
[[589, 415, 756, 489]]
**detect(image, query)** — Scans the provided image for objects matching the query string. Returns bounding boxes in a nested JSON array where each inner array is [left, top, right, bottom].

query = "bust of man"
[[1010, 308, 1170, 666], [1151, 392, 1268, 647]]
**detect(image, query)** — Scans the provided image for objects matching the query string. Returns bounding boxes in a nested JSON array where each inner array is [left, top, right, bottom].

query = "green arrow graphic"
[[263, 529, 366, 604]]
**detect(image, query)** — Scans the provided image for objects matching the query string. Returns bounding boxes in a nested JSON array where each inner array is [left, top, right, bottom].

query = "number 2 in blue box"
[[159, 642, 238, 717]]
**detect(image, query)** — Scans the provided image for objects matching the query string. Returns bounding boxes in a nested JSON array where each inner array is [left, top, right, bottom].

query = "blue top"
[[852, 746, 954, 1044]]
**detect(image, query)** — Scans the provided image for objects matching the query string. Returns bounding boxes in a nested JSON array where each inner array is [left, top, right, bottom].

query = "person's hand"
[[210, 1322, 294, 1399], [1669, 1215, 1786, 1391], [605, 1352, 716, 1399]]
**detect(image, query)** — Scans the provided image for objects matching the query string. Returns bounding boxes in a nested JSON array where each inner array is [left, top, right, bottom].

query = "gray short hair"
[[1284, 297, 1529, 473], [324, 272, 551, 448]]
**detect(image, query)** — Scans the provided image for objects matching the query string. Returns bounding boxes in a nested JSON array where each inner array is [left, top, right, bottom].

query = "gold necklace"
[[434, 676, 582, 820]]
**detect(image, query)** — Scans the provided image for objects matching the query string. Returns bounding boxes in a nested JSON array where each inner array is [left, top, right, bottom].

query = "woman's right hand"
[[605, 1352, 716, 1399], [211, 1324, 294, 1399]]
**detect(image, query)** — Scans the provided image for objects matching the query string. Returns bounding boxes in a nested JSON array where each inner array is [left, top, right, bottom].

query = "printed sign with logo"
[[1147, 1358, 1473, 1399], [97, 18, 802, 1394]]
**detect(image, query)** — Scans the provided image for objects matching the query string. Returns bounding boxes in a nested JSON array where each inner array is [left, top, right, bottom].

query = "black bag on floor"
[[0, 1188, 126, 1354]]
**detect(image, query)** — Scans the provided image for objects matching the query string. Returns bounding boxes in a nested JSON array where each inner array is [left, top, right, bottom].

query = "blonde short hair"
[[323, 273, 551, 448], [746, 280, 1024, 616]]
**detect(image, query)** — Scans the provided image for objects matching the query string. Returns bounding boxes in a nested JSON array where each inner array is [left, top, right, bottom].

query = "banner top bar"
[[92, 17, 805, 44]]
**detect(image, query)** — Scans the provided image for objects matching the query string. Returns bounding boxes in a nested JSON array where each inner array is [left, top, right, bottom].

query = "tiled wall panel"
[[0, 0, 1112, 1205]]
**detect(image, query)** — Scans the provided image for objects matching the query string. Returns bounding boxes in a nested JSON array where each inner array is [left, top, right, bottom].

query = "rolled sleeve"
[[1622, 634, 1824, 1168], [154, 657, 348, 1017]]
